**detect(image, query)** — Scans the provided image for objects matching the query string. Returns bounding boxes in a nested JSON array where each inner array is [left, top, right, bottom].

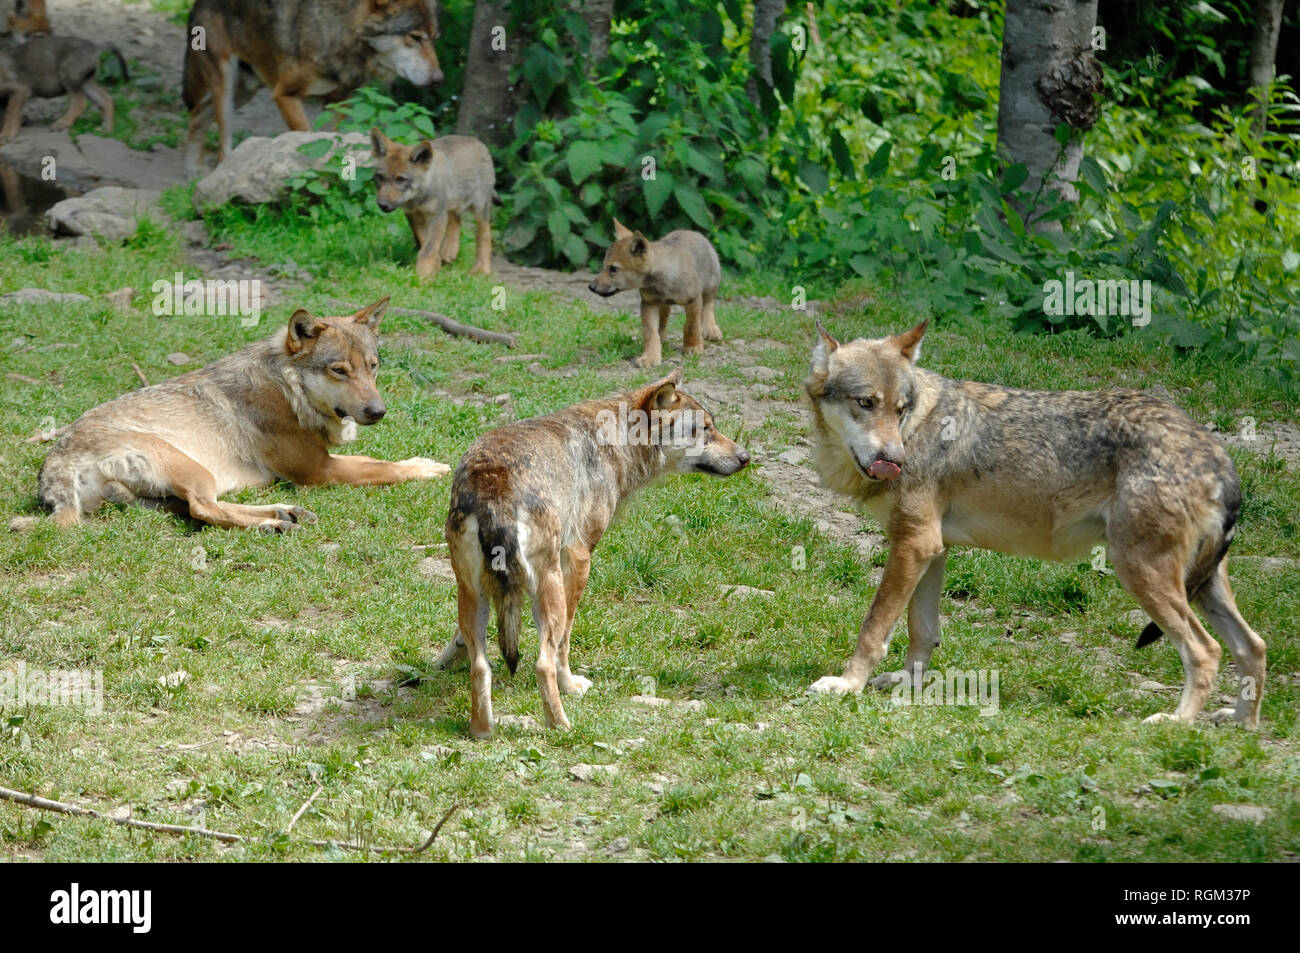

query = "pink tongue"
[[868, 460, 901, 480]]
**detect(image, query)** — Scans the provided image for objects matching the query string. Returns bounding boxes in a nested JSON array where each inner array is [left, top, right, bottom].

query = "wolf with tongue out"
[[804, 319, 1266, 728]]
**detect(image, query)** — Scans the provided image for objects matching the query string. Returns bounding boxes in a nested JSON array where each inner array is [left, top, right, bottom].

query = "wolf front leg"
[[810, 515, 944, 694], [317, 454, 450, 486], [868, 548, 948, 689], [682, 296, 704, 355], [416, 209, 449, 281], [633, 298, 664, 368]]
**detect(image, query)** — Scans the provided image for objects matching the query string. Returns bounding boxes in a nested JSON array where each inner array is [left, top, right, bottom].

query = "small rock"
[[1211, 804, 1272, 824], [193, 131, 369, 209], [776, 448, 807, 465], [605, 836, 630, 855], [1122, 609, 1148, 627], [1137, 680, 1167, 692], [630, 694, 704, 712], [166, 352, 191, 366], [157, 670, 189, 689], [104, 287, 135, 311], [0, 288, 91, 306], [569, 763, 618, 782], [46, 187, 163, 241], [721, 584, 775, 599], [495, 714, 538, 731]]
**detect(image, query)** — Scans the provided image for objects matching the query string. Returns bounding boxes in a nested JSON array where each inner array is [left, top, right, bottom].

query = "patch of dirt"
[[1216, 420, 1300, 470]]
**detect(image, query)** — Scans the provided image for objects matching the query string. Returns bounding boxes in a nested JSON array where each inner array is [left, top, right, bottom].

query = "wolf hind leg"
[[1112, 545, 1221, 724], [557, 545, 592, 696], [439, 211, 461, 263], [532, 566, 571, 730], [702, 292, 722, 342], [1194, 560, 1265, 728]]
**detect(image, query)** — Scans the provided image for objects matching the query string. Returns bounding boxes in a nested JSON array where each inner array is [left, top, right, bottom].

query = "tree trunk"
[[1246, 0, 1286, 137], [456, 0, 521, 146], [578, 0, 614, 73], [747, 0, 785, 106], [996, 0, 1102, 228]]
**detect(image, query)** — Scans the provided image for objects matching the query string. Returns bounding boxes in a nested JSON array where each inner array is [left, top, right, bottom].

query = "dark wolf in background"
[[805, 320, 1265, 728], [440, 370, 751, 738], [182, 0, 444, 172], [0, 35, 126, 141]]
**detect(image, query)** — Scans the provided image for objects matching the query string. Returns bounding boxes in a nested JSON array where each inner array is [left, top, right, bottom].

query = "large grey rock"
[[0, 131, 187, 191], [45, 187, 163, 241], [192, 131, 370, 210]]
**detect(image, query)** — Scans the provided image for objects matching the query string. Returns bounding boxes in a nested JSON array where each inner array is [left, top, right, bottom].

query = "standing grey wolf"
[[6, 0, 51, 41], [438, 369, 751, 738], [0, 35, 127, 142], [38, 298, 450, 531], [588, 220, 723, 368], [369, 127, 494, 279], [182, 0, 444, 172], [805, 320, 1266, 728]]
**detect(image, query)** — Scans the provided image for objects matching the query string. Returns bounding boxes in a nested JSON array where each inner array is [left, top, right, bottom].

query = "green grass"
[[0, 207, 1296, 862]]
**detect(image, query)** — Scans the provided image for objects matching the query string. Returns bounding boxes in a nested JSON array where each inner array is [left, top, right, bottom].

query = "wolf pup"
[[370, 127, 494, 279], [0, 35, 126, 142], [182, 0, 444, 172], [589, 220, 723, 368], [804, 320, 1266, 728], [39, 298, 450, 531], [438, 370, 750, 738], [6, 0, 51, 41]]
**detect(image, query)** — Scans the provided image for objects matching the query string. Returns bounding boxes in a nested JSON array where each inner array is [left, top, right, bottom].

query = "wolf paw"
[[682, 342, 705, 356], [561, 674, 593, 696], [632, 353, 662, 369], [255, 519, 299, 535], [808, 675, 860, 696], [273, 505, 317, 525], [1141, 711, 1182, 724], [703, 328, 724, 343], [1207, 706, 1255, 727], [868, 669, 916, 690], [401, 457, 451, 480]]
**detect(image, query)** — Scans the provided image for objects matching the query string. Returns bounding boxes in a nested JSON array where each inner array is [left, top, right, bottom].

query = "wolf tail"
[[1136, 483, 1241, 648], [478, 517, 524, 674], [106, 46, 129, 84]]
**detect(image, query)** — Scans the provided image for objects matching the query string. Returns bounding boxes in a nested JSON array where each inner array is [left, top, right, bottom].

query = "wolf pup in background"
[[438, 370, 751, 739], [6, 0, 51, 40], [370, 127, 495, 279], [39, 298, 450, 532], [182, 0, 444, 172], [589, 220, 723, 368], [804, 320, 1266, 728], [0, 35, 126, 142]]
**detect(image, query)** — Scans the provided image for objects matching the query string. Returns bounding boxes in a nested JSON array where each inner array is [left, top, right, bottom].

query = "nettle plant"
[[285, 87, 442, 221]]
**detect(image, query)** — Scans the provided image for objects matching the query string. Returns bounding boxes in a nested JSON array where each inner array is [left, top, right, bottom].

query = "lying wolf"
[[805, 320, 1266, 728], [39, 298, 449, 531], [438, 370, 751, 738]]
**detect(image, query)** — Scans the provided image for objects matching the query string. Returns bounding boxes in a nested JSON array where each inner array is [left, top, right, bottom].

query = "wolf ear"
[[893, 319, 928, 364], [811, 321, 839, 378], [370, 127, 387, 157], [410, 141, 434, 166], [613, 219, 633, 240], [643, 367, 683, 410], [629, 231, 649, 257], [286, 309, 325, 354], [354, 296, 389, 329]]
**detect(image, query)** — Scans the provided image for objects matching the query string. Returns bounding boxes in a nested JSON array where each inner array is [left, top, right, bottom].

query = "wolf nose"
[[363, 402, 386, 423], [377, 200, 396, 213], [736, 447, 751, 467], [430, 68, 444, 84], [587, 282, 598, 293]]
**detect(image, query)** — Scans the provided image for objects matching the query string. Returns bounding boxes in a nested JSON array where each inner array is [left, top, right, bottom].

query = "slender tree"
[[996, 0, 1102, 228], [747, 0, 786, 106], [1246, 0, 1287, 136], [457, 0, 522, 145]]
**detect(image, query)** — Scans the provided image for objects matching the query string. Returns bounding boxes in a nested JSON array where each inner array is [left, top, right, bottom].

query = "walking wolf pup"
[[439, 370, 751, 738], [39, 298, 450, 531], [0, 35, 127, 142], [370, 127, 494, 279], [589, 220, 723, 367], [805, 320, 1265, 728]]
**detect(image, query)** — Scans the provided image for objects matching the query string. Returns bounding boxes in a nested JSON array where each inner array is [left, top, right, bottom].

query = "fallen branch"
[[286, 784, 323, 834], [131, 363, 150, 388], [0, 784, 457, 856], [25, 425, 69, 444], [328, 299, 515, 348]]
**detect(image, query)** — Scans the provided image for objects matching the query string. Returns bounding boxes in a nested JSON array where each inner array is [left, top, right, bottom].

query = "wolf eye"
[[608, 265, 618, 275], [408, 32, 424, 43], [395, 175, 411, 186], [856, 397, 874, 411], [330, 364, 350, 378]]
